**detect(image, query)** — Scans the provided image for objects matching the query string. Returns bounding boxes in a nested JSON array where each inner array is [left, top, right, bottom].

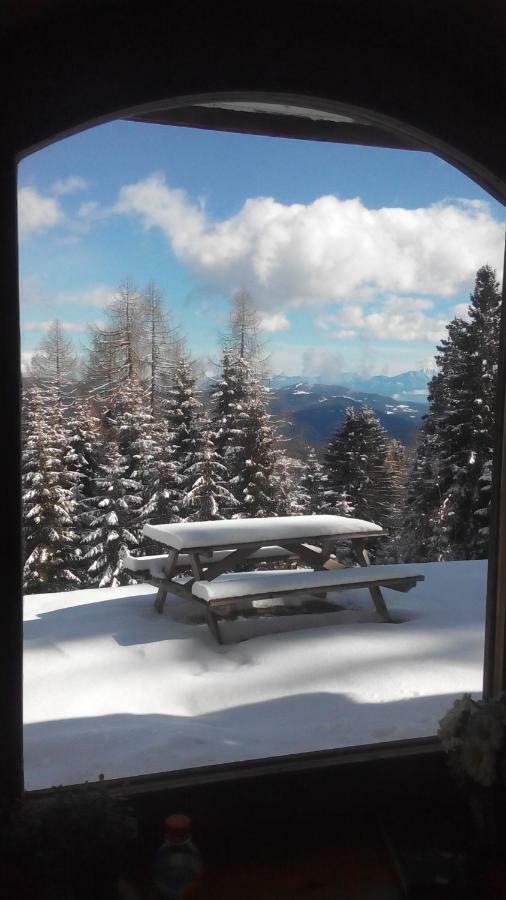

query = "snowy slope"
[[23, 560, 486, 790]]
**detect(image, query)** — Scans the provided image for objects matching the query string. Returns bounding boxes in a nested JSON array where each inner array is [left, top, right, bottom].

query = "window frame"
[[1, 2, 505, 805]]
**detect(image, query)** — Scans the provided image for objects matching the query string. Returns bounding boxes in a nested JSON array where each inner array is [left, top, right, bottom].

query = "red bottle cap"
[[165, 813, 191, 843]]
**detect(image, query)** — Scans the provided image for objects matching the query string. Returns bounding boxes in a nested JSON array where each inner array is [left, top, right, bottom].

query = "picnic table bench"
[[120, 515, 424, 643]]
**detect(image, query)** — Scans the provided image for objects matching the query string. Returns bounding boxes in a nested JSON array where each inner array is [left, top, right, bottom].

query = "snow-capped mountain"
[[270, 368, 432, 404], [269, 383, 425, 446]]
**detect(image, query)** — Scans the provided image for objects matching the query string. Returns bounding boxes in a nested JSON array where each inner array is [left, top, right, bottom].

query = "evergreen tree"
[[64, 396, 102, 503], [211, 351, 250, 511], [64, 397, 104, 583], [401, 369, 448, 561], [324, 405, 394, 526], [86, 280, 143, 405], [402, 265, 501, 561], [183, 429, 239, 521], [165, 349, 203, 499], [139, 417, 182, 552], [443, 265, 501, 558], [140, 281, 177, 416], [381, 439, 409, 562], [225, 288, 263, 372], [212, 351, 249, 456], [83, 440, 141, 587], [297, 447, 325, 514], [114, 378, 152, 480], [273, 456, 303, 516], [233, 377, 279, 518], [22, 385, 81, 593], [30, 319, 77, 402]]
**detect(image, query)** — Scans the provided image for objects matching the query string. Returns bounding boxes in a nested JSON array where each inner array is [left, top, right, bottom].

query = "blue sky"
[[18, 119, 505, 377]]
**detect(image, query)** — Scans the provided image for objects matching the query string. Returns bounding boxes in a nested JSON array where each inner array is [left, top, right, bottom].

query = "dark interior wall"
[[4, 0, 506, 194], [1, 0, 505, 800]]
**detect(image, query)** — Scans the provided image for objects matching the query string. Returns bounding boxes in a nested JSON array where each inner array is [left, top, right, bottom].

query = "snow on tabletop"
[[143, 514, 384, 550], [23, 560, 486, 790], [192, 564, 423, 602]]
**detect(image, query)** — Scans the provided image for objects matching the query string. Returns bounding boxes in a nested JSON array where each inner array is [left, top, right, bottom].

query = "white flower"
[[461, 737, 497, 787], [467, 711, 504, 751], [438, 694, 475, 748]]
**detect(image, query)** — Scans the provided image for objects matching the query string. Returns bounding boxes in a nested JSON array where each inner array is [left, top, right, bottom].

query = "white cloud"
[[20, 281, 117, 310], [116, 173, 505, 307], [54, 285, 117, 309], [315, 297, 448, 343], [52, 176, 89, 195], [18, 186, 63, 240], [23, 320, 89, 334], [270, 344, 433, 378], [258, 312, 290, 333], [453, 301, 471, 320]]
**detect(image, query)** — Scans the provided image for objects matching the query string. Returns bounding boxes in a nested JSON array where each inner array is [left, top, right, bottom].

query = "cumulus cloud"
[[18, 186, 63, 240], [315, 297, 448, 343], [258, 312, 291, 333], [116, 173, 504, 307], [54, 285, 118, 309], [20, 280, 117, 310], [453, 301, 471, 320], [296, 346, 434, 380], [23, 320, 89, 334], [52, 175, 89, 195]]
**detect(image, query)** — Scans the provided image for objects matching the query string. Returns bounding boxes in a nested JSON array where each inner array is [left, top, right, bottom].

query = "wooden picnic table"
[[121, 515, 400, 634]]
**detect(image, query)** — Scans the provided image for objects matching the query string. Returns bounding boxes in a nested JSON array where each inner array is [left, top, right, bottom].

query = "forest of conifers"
[[22, 266, 501, 593]]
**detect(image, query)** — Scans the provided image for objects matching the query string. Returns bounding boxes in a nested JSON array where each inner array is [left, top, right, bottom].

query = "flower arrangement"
[[438, 693, 506, 859], [438, 693, 506, 788]]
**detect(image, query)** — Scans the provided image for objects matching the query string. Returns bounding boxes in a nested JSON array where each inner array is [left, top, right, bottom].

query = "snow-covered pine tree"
[[183, 427, 239, 521], [233, 375, 279, 518], [324, 405, 394, 526], [401, 368, 448, 561], [211, 350, 250, 511], [138, 417, 182, 553], [456, 264, 501, 557], [64, 396, 102, 502], [63, 396, 103, 583], [82, 440, 141, 587], [165, 346, 204, 502], [114, 378, 151, 478], [380, 439, 409, 562], [22, 385, 81, 593], [297, 447, 325, 514], [434, 315, 479, 558], [402, 265, 501, 561], [140, 281, 177, 417], [85, 280, 143, 410], [226, 288, 264, 374], [273, 455, 303, 516], [29, 318, 77, 403]]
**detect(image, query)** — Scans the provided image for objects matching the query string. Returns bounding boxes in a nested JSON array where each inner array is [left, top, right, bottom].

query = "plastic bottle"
[[152, 813, 203, 899]]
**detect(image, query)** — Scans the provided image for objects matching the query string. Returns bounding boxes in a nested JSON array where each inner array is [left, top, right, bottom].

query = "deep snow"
[[23, 560, 486, 790]]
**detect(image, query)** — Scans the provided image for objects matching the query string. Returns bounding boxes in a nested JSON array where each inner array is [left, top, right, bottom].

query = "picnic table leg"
[[366, 584, 392, 623], [352, 539, 392, 623], [152, 550, 179, 614], [206, 607, 223, 644], [154, 586, 168, 614], [189, 552, 204, 580]]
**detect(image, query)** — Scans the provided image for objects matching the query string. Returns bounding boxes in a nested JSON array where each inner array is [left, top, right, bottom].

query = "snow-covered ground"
[[23, 560, 486, 790]]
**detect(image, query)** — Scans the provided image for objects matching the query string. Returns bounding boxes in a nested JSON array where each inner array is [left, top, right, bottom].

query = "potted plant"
[[438, 693, 506, 859]]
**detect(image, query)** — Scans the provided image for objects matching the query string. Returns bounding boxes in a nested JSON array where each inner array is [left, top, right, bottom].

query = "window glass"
[[20, 119, 505, 789]]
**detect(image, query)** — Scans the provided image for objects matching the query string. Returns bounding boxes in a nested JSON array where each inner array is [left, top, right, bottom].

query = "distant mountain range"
[[270, 368, 433, 405], [269, 382, 426, 447]]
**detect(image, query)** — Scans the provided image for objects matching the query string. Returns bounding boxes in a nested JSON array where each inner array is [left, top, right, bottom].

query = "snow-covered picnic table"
[[121, 515, 424, 642]]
